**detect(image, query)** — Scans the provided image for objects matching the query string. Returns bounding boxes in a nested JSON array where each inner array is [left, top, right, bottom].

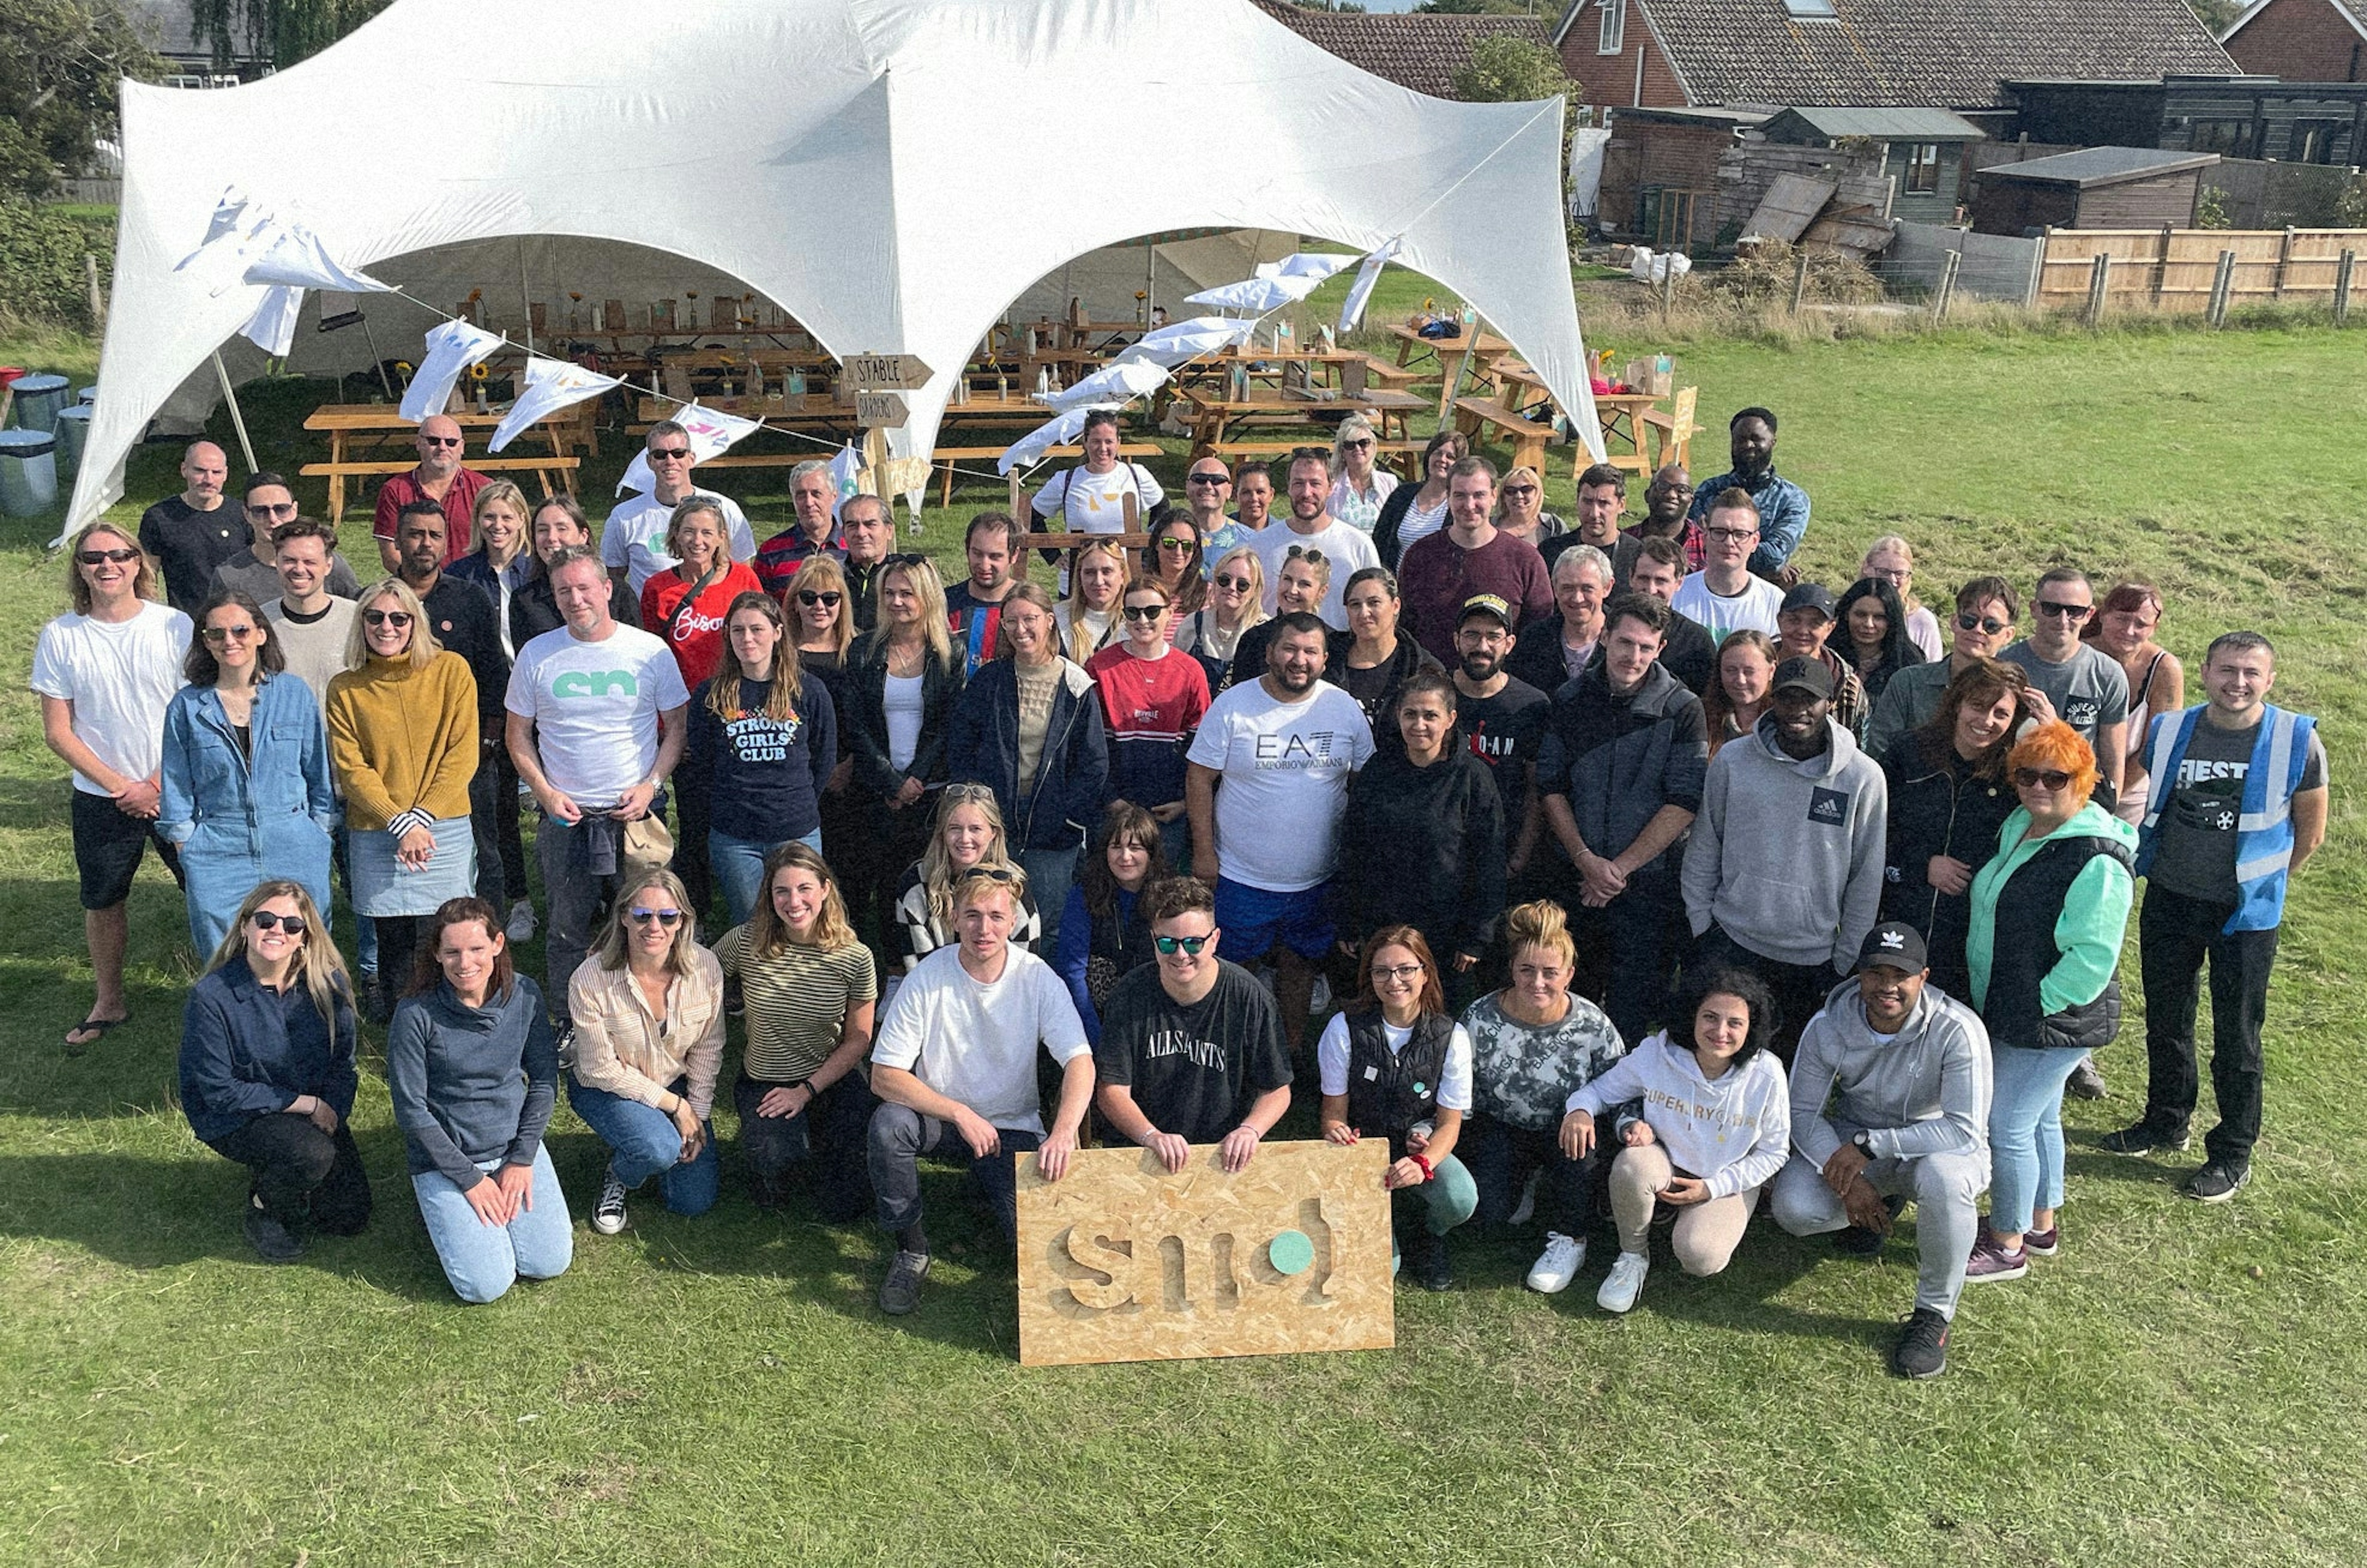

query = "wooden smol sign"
[[1013, 1140, 1394, 1367]]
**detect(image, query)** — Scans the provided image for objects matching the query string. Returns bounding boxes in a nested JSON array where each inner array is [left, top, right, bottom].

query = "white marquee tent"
[[70, 0, 1598, 529]]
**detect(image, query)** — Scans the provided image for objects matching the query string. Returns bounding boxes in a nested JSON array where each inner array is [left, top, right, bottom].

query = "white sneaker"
[[1526, 1231, 1586, 1294], [1507, 1169, 1539, 1227], [506, 899, 537, 943], [592, 1165, 629, 1235], [1596, 1249, 1650, 1313]]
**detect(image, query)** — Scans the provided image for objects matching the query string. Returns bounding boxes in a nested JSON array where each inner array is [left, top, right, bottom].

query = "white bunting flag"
[[401, 319, 507, 425], [1262, 251, 1361, 283], [241, 287, 305, 355], [998, 407, 1102, 475], [242, 223, 391, 294], [489, 356, 624, 452], [1339, 239, 1402, 334], [616, 401, 766, 494], [828, 441, 864, 513], [1183, 274, 1322, 314], [1036, 356, 1168, 412], [1127, 315, 1259, 367]]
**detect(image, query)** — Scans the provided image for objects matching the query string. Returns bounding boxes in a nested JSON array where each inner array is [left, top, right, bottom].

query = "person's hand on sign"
[[1143, 1129, 1191, 1174], [1217, 1124, 1261, 1174], [1322, 1119, 1359, 1147], [1037, 1122, 1077, 1182]]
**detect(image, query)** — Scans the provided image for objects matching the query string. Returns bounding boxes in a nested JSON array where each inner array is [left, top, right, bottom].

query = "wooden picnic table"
[[1176, 386, 1426, 454], [1388, 323, 1511, 370], [1479, 359, 1666, 478], [300, 403, 584, 522]]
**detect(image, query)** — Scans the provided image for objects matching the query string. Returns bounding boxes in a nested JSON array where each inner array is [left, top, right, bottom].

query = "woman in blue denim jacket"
[[159, 590, 339, 955]]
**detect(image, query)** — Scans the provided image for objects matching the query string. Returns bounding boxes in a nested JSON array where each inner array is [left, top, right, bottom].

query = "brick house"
[[2220, 0, 2367, 83], [1250, 1, 1558, 101]]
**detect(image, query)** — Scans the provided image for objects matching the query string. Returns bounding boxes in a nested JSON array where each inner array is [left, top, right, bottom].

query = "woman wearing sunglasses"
[[1318, 927, 1479, 1291], [160, 589, 338, 956], [324, 578, 480, 1021], [689, 591, 837, 928], [179, 881, 368, 1262], [1961, 721, 2136, 1282], [1143, 514, 1208, 618], [949, 581, 1108, 944], [787, 556, 866, 911], [1085, 578, 1206, 870], [1328, 413, 1398, 536], [1492, 464, 1566, 552], [566, 867, 726, 1236], [1172, 545, 1265, 696]]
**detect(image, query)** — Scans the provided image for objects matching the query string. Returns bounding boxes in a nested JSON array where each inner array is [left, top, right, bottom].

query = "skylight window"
[[1783, 0, 1838, 16]]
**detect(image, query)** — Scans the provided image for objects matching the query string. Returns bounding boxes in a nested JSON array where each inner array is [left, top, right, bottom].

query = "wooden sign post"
[[843, 353, 934, 533], [1013, 1139, 1395, 1367]]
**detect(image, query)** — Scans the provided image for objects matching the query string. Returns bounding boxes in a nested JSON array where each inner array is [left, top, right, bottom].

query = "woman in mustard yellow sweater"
[[327, 578, 479, 1019]]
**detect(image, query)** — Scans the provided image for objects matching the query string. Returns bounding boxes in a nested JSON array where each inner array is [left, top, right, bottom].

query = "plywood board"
[[1743, 173, 1838, 244], [1014, 1139, 1394, 1367]]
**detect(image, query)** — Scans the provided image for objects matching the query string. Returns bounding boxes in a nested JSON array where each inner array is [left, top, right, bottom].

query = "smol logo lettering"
[[1058, 1196, 1342, 1313], [552, 670, 640, 698], [1808, 786, 1849, 825]]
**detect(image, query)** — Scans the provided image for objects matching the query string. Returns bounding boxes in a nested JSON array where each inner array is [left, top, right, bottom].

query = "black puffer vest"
[[1343, 1007, 1455, 1151], [1982, 833, 2133, 1053]]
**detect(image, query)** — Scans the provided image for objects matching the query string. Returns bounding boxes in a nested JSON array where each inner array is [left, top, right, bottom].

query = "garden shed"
[[1756, 107, 1987, 225], [1968, 146, 2222, 234]]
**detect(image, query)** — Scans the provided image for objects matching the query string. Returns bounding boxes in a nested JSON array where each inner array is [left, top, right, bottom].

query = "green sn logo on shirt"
[[551, 671, 640, 698]]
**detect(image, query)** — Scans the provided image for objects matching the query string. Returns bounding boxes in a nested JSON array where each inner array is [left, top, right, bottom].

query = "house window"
[[1782, 0, 1838, 16], [1598, 0, 1625, 57], [2292, 120, 2347, 164], [2191, 119, 2255, 158], [1902, 142, 1941, 195]]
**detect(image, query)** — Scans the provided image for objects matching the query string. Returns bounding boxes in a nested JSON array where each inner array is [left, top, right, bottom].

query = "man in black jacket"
[[1505, 544, 1611, 696], [1535, 592, 1708, 1039], [1621, 534, 1717, 697]]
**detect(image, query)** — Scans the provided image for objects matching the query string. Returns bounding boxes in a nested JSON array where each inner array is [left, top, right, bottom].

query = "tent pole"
[[519, 237, 536, 355], [361, 311, 394, 399], [211, 351, 258, 472]]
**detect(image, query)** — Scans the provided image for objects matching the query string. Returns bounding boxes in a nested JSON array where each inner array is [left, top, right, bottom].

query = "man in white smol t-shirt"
[[1671, 489, 1783, 645], [600, 420, 758, 597], [865, 871, 1095, 1316], [504, 547, 690, 1027], [1186, 611, 1376, 1053]]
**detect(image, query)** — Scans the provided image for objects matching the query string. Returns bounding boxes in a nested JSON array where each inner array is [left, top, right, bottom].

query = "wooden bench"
[[298, 455, 581, 521], [1205, 438, 1425, 481], [1641, 385, 1703, 472], [1451, 397, 1553, 473]]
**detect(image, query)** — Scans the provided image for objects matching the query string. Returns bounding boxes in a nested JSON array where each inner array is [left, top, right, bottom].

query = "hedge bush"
[[0, 199, 112, 330]]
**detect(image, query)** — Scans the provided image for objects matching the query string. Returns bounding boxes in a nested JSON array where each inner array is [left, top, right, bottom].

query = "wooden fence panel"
[[2031, 227, 2367, 312]]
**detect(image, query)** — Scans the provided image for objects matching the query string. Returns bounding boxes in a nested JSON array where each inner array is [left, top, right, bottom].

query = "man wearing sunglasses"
[[138, 439, 240, 615], [211, 473, 362, 608], [751, 459, 846, 598], [1184, 460, 1244, 566], [373, 414, 486, 573], [2003, 567, 2128, 812], [1094, 876, 1293, 1175], [943, 512, 1018, 676], [600, 420, 757, 598], [1866, 575, 2021, 759]]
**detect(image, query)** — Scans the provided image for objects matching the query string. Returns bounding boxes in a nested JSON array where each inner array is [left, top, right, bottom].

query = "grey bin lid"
[[0, 428, 59, 456], [9, 373, 68, 395]]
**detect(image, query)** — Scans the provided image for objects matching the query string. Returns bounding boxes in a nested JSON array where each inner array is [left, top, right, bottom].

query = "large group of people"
[[34, 405, 2328, 1381]]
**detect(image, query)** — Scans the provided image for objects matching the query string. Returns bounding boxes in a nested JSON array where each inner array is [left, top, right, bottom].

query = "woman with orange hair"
[[1961, 721, 2136, 1282]]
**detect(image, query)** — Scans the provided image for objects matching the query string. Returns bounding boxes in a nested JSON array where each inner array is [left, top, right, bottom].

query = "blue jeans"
[[711, 826, 824, 929], [567, 1073, 720, 1216], [1988, 1043, 2088, 1235], [1018, 846, 1080, 950], [867, 1101, 1042, 1245], [411, 1146, 574, 1304]]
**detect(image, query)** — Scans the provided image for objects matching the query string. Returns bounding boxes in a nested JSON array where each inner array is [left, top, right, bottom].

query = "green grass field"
[[2, 321, 2363, 1566]]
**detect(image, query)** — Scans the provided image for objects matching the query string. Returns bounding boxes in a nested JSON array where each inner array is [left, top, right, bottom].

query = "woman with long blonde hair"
[[891, 783, 1044, 973], [1056, 537, 1129, 663], [1172, 545, 1266, 694], [843, 553, 964, 958]]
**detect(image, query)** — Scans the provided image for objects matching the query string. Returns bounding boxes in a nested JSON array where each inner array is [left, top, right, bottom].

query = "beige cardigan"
[[566, 944, 726, 1119]]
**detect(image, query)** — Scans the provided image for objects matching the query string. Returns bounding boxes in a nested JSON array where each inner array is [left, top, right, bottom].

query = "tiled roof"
[[1638, 0, 2241, 110], [1252, 0, 1558, 100]]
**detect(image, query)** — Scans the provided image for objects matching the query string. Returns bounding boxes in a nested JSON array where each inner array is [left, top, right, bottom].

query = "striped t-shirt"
[[712, 925, 878, 1084]]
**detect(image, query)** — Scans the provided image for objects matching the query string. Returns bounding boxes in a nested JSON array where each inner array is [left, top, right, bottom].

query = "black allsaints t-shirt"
[[2148, 716, 2326, 903], [1094, 960, 1292, 1145]]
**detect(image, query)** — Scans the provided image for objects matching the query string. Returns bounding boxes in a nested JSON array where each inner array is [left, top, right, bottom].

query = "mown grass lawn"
[[1, 320, 2363, 1566]]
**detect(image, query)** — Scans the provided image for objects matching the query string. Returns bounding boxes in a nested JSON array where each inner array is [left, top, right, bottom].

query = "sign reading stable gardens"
[[1013, 1140, 1394, 1366]]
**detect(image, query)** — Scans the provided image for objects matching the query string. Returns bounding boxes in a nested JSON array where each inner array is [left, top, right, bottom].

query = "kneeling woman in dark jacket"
[[1335, 669, 1505, 1007], [1319, 928, 1479, 1290], [1055, 799, 1167, 1043], [386, 896, 571, 1304], [946, 582, 1108, 944], [1880, 656, 2027, 999], [179, 880, 368, 1262], [1962, 720, 2136, 1283]]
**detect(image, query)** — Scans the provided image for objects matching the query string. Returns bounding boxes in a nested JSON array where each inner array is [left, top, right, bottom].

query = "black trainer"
[[2183, 1162, 2250, 1203], [1891, 1308, 1949, 1379], [1407, 1228, 1454, 1292], [243, 1205, 305, 1264], [879, 1249, 931, 1314], [2101, 1120, 2191, 1156]]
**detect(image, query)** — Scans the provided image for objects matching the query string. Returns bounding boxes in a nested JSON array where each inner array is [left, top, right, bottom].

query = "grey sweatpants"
[[1772, 1147, 1985, 1320]]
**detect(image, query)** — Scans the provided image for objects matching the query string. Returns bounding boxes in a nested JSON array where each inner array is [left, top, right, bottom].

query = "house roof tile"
[[1252, 1, 1558, 100]]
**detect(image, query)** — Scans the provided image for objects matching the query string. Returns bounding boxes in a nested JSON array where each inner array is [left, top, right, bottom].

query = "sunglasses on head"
[[363, 609, 414, 628], [1153, 933, 1211, 956], [78, 547, 139, 565], [2013, 768, 2073, 790], [796, 589, 843, 606], [202, 624, 258, 643], [250, 909, 308, 936], [1285, 544, 1322, 561], [883, 552, 929, 569], [627, 907, 685, 927], [1956, 611, 2008, 635]]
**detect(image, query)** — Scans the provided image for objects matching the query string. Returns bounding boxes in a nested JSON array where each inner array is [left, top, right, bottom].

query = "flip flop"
[[63, 1014, 130, 1055]]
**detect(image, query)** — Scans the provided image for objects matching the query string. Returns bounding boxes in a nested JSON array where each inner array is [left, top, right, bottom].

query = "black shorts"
[[71, 790, 184, 910]]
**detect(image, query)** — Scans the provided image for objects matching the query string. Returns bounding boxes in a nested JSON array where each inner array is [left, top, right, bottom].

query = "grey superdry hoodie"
[[1789, 978, 1992, 1175], [1682, 713, 1887, 972]]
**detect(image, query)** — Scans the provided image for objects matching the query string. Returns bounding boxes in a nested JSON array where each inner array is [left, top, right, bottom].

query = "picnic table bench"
[[1177, 386, 1425, 455], [1204, 438, 1425, 481], [1451, 396, 1554, 473], [301, 403, 587, 522]]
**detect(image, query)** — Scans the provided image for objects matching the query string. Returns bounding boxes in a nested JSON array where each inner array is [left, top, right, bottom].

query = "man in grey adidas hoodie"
[[1774, 921, 1993, 1379], [1682, 655, 1886, 1060]]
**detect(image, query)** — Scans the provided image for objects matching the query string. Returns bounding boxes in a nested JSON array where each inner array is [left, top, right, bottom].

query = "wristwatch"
[[1852, 1131, 1876, 1161]]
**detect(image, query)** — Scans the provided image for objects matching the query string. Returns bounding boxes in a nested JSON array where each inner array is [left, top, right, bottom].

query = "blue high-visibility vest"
[[2136, 703, 2315, 933]]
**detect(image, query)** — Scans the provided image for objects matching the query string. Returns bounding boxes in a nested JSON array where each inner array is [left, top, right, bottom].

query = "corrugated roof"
[[1978, 145, 2222, 186], [1641, 0, 2240, 111], [1251, 0, 1557, 100], [1769, 105, 1987, 139]]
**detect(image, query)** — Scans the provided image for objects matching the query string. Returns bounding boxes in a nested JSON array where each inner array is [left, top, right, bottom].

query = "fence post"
[[2026, 226, 2051, 308], [2152, 223, 2172, 304], [1933, 250, 1961, 321], [2084, 253, 2111, 328], [2274, 227, 2296, 299], [2337, 250, 2357, 327], [2207, 249, 2237, 327], [1789, 250, 1810, 316], [83, 253, 106, 332]]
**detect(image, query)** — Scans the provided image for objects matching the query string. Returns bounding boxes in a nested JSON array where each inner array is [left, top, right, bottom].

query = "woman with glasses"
[[1143, 513, 1209, 617], [1962, 722, 2136, 1282], [1833, 577, 1930, 704], [179, 881, 368, 1262], [160, 589, 338, 955], [449, 481, 536, 938], [325, 578, 480, 1019], [1881, 658, 2029, 1000], [1334, 566, 1441, 735], [566, 867, 726, 1235], [1859, 534, 1943, 661], [1055, 537, 1128, 663], [1328, 413, 1399, 536], [1319, 928, 1480, 1291], [713, 843, 878, 1217], [1085, 578, 1206, 868], [891, 784, 1043, 974], [1701, 629, 1777, 757], [843, 553, 964, 960], [385, 896, 572, 1303], [948, 582, 1108, 944], [2083, 579, 2183, 825], [1373, 428, 1468, 569], [1054, 800, 1168, 1045], [689, 590, 837, 927], [1494, 465, 1567, 551], [1173, 546, 1265, 696]]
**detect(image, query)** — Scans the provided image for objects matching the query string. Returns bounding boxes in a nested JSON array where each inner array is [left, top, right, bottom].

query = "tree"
[[1452, 33, 1582, 107], [191, 0, 392, 72], [0, 0, 161, 200]]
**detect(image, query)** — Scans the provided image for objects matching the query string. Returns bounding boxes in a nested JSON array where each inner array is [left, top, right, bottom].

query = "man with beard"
[[1451, 594, 1548, 878], [1245, 449, 1379, 631], [942, 512, 1018, 675], [1540, 463, 1625, 573], [139, 440, 242, 615], [211, 473, 362, 605], [1686, 408, 1807, 583], [1611, 464, 1701, 584]]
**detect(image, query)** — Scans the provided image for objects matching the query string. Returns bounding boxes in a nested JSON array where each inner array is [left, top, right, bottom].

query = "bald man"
[[373, 413, 488, 571], [139, 441, 243, 614]]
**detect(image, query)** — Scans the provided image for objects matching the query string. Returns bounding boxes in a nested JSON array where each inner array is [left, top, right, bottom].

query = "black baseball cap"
[[1772, 655, 1833, 698], [1780, 582, 1837, 619], [1458, 593, 1516, 631], [1857, 921, 1929, 973]]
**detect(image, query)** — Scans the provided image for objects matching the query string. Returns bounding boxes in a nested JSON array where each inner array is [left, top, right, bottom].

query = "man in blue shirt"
[[1688, 406, 1809, 584]]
